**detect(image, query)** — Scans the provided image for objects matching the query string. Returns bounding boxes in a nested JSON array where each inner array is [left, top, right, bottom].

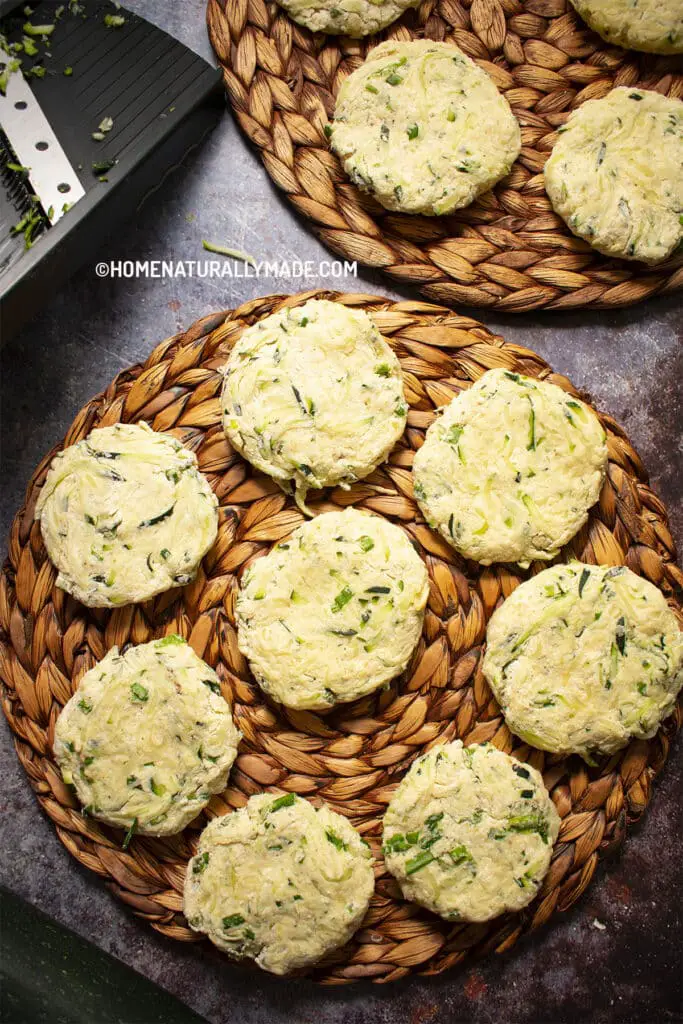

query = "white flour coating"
[[383, 741, 560, 922], [484, 563, 683, 762], [35, 422, 218, 607], [412, 369, 607, 566], [184, 793, 374, 975], [222, 300, 406, 512], [236, 508, 429, 710], [329, 40, 520, 215], [54, 636, 241, 835]]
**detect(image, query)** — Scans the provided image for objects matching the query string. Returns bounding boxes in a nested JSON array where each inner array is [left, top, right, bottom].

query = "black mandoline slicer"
[[0, 1, 225, 341]]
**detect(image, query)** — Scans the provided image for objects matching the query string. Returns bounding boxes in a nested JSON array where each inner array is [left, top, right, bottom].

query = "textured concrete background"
[[1, 2, 681, 1021]]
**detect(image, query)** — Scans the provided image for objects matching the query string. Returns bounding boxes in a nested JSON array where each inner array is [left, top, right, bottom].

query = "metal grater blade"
[[0, 45, 85, 224]]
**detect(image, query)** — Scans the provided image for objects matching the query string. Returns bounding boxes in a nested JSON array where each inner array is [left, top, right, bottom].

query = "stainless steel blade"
[[0, 47, 85, 225]]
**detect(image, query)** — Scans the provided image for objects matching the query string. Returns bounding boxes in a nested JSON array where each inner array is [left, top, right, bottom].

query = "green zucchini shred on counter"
[[23, 21, 55, 36]]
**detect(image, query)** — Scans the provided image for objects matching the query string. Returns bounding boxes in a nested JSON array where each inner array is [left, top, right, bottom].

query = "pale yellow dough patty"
[[329, 40, 521, 215], [236, 508, 429, 710], [569, 0, 683, 53], [544, 88, 683, 265], [274, 0, 419, 37], [222, 300, 406, 512], [483, 563, 683, 762], [412, 369, 607, 566], [35, 422, 218, 607], [383, 741, 560, 922], [54, 636, 241, 836], [184, 793, 374, 975]]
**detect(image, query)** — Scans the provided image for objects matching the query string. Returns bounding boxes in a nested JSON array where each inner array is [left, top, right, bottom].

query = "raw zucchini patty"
[[236, 508, 429, 710], [383, 741, 559, 922], [569, 0, 683, 54], [544, 88, 683, 264], [412, 369, 607, 566], [222, 300, 406, 511], [184, 793, 374, 975], [54, 636, 241, 836], [35, 422, 218, 607], [329, 40, 521, 215], [483, 563, 683, 761], [274, 0, 419, 37]]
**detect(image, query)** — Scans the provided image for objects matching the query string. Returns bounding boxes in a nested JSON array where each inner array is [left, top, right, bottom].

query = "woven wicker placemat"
[[1, 292, 682, 984], [206, 0, 683, 312]]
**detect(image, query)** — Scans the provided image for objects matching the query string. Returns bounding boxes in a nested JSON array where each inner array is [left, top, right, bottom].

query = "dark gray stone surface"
[[1, 2, 681, 1021]]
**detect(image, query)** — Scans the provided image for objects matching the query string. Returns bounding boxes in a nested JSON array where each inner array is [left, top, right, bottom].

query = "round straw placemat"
[[206, 0, 683, 312], [1, 292, 681, 984]]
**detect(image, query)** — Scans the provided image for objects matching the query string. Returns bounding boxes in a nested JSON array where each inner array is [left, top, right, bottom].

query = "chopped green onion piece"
[[130, 682, 149, 702], [270, 793, 297, 812], [222, 914, 245, 929], [122, 818, 137, 850], [405, 850, 434, 874]]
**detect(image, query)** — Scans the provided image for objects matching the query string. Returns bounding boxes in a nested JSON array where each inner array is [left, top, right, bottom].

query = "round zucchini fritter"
[[329, 40, 521, 215], [483, 563, 683, 762], [236, 508, 429, 710], [222, 300, 406, 512], [544, 88, 683, 264], [274, 0, 419, 37], [412, 369, 607, 566], [569, 0, 683, 54], [54, 636, 241, 835], [35, 422, 218, 607], [184, 793, 374, 975], [383, 741, 559, 922]]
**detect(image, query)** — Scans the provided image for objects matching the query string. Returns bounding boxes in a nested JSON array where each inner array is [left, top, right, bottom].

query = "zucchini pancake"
[[412, 369, 607, 566], [569, 0, 683, 54], [483, 563, 683, 761], [184, 793, 374, 975], [236, 508, 429, 710], [54, 636, 241, 836], [544, 88, 683, 265], [222, 299, 406, 512], [35, 422, 218, 607], [329, 40, 520, 216], [383, 741, 560, 922], [274, 0, 419, 37]]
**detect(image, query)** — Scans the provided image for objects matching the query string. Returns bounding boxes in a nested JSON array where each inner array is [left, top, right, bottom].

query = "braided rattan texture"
[[2, 292, 682, 983], [207, 0, 683, 312]]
